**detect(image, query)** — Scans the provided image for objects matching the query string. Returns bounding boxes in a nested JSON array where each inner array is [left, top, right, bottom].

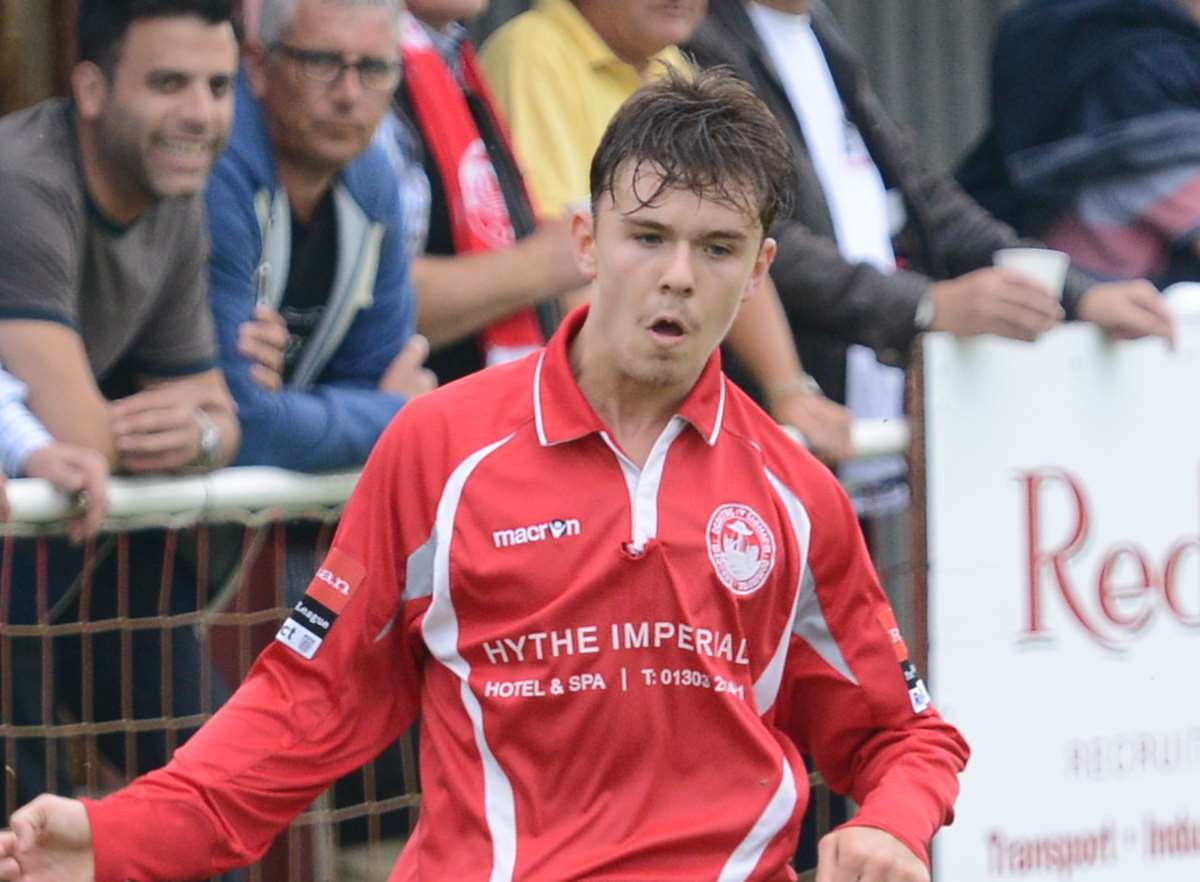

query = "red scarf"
[[399, 14, 546, 366]]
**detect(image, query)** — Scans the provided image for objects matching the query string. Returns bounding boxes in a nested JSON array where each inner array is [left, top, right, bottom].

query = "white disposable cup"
[[993, 247, 1069, 300]]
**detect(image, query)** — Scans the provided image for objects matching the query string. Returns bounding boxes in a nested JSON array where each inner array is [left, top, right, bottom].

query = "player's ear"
[[569, 203, 598, 280], [243, 42, 270, 98], [743, 236, 777, 302], [71, 61, 109, 121]]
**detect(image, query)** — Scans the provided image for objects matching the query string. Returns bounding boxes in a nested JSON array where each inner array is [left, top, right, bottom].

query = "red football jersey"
[[86, 308, 967, 882]]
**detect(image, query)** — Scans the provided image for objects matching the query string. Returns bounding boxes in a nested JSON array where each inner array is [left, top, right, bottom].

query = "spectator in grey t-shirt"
[[0, 0, 241, 474], [0, 0, 242, 821]]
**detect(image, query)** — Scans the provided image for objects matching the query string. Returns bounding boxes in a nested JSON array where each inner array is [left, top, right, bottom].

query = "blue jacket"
[[205, 75, 417, 471]]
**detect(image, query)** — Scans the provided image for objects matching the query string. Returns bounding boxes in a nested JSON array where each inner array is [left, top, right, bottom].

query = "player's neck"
[[752, 0, 811, 15], [273, 155, 338, 225], [596, 393, 678, 468], [76, 121, 153, 225], [570, 331, 692, 469], [414, 12, 458, 32]]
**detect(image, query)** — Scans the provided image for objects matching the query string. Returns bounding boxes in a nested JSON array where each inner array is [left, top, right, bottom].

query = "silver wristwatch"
[[190, 408, 222, 470], [914, 289, 937, 331]]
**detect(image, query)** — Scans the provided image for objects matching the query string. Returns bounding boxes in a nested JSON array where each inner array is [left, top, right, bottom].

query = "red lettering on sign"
[[1019, 468, 1200, 651], [1164, 537, 1200, 627], [1095, 543, 1155, 633], [1021, 468, 1100, 644]]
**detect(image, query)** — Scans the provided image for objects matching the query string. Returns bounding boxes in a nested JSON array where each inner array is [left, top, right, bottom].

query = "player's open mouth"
[[647, 316, 688, 347], [152, 135, 213, 172], [155, 137, 207, 157]]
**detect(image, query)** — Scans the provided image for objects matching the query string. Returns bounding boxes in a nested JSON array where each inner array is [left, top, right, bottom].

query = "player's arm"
[[774, 470, 968, 870], [0, 321, 118, 466], [0, 174, 118, 465], [724, 274, 853, 464], [89, 195, 238, 473], [205, 163, 420, 470], [69, 409, 430, 881], [412, 217, 585, 348], [110, 368, 240, 472], [0, 795, 93, 881]]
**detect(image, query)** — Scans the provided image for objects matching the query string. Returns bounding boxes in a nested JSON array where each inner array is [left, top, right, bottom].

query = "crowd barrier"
[[0, 421, 911, 882], [920, 285, 1200, 881]]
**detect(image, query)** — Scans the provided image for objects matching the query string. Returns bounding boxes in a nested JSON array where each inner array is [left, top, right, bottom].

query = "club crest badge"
[[459, 139, 515, 249], [706, 504, 776, 596]]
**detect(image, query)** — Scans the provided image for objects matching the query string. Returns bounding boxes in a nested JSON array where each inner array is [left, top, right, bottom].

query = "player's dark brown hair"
[[79, 0, 236, 76], [589, 64, 796, 233]]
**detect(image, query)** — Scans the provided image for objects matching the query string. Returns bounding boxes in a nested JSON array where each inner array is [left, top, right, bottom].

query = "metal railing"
[[2, 419, 910, 529]]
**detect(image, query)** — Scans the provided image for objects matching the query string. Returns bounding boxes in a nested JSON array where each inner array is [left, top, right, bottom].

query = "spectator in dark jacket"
[[689, 0, 1173, 404], [958, 0, 1200, 288], [688, 0, 1174, 514]]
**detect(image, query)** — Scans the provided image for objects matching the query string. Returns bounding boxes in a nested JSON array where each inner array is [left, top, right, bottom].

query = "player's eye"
[[147, 72, 187, 93]]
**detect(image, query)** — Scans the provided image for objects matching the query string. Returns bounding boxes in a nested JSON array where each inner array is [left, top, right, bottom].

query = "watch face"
[[915, 295, 936, 331], [195, 413, 221, 467]]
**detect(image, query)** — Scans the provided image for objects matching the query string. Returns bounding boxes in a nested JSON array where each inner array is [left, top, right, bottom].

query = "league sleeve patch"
[[307, 548, 366, 614], [877, 609, 932, 714], [275, 549, 367, 660], [276, 618, 325, 660], [877, 608, 908, 661]]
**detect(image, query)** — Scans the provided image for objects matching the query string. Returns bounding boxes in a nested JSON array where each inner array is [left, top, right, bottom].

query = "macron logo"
[[493, 518, 581, 549], [316, 568, 351, 596]]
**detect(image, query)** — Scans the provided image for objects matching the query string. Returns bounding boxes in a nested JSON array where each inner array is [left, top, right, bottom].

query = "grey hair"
[[257, 0, 402, 47]]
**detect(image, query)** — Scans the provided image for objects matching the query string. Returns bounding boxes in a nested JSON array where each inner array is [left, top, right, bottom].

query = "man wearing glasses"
[[206, 0, 435, 472]]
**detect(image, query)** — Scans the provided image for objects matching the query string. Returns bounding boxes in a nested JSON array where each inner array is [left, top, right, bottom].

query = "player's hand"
[[0, 794, 94, 881], [22, 444, 110, 543], [238, 305, 290, 392], [526, 218, 589, 294], [814, 826, 928, 882], [771, 387, 854, 466], [1076, 279, 1175, 345], [378, 334, 437, 399], [928, 268, 1063, 341], [109, 385, 229, 474]]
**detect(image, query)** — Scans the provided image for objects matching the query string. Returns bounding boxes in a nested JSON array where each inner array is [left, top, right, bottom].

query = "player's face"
[[85, 15, 237, 208], [573, 162, 775, 394], [253, 0, 399, 175]]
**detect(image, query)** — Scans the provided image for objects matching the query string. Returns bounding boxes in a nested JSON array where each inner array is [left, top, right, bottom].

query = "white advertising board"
[[925, 288, 1200, 880]]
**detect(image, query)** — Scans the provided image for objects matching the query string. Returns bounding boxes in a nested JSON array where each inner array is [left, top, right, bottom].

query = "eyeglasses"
[[272, 44, 401, 92]]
